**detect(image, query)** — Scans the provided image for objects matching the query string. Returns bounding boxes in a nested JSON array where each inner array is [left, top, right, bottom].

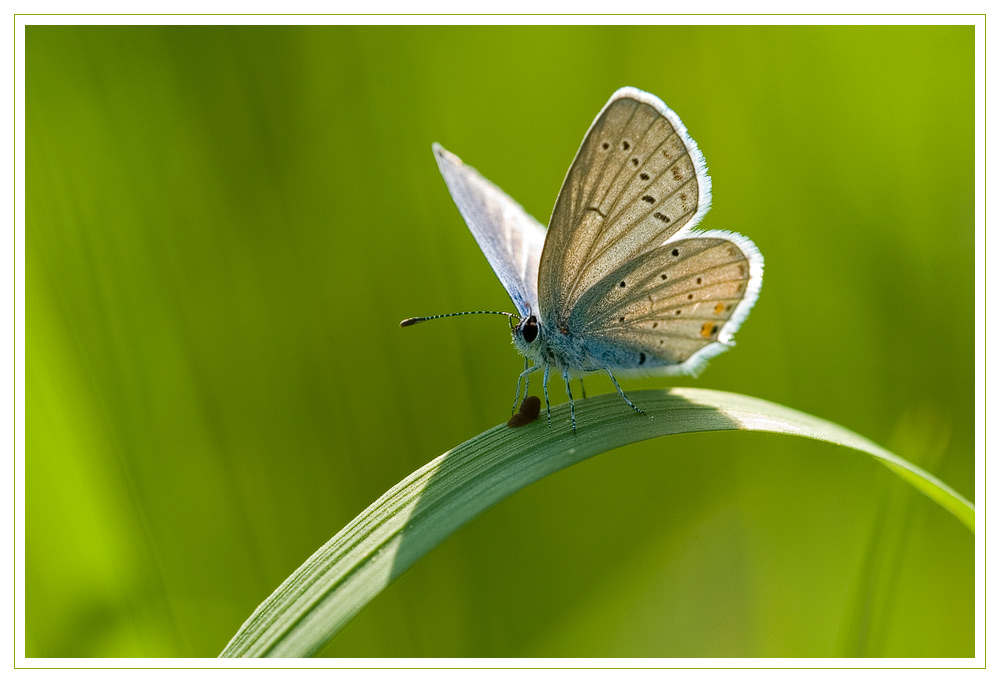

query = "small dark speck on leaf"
[[508, 396, 541, 427]]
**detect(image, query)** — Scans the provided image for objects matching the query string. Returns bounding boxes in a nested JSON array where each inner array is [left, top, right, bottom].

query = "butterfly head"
[[512, 313, 550, 362], [516, 315, 539, 343]]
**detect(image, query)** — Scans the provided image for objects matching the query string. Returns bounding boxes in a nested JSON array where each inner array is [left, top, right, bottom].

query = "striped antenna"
[[400, 310, 519, 328]]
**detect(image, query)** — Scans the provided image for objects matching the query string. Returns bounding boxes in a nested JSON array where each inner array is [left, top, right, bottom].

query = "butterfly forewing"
[[538, 88, 711, 325], [568, 236, 761, 371], [434, 143, 546, 316]]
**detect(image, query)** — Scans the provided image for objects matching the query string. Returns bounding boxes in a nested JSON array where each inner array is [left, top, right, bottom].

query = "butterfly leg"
[[563, 368, 577, 434], [543, 364, 552, 426], [511, 358, 526, 414], [579, 379, 587, 400], [511, 361, 539, 415], [605, 369, 645, 415]]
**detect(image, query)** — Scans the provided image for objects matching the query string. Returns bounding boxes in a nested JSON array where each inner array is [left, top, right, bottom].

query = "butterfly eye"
[[522, 316, 539, 343]]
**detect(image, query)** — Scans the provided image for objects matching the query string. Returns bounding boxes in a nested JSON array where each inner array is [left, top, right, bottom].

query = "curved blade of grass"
[[219, 387, 973, 658]]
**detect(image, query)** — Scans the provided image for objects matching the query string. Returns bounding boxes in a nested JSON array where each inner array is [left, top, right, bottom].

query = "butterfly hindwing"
[[434, 143, 546, 317], [568, 234, 763, 374], [538, 88, 712, 326]]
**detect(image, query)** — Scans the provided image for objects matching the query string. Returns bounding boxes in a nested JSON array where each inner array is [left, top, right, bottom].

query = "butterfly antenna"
[[400, 310, 519, 328]]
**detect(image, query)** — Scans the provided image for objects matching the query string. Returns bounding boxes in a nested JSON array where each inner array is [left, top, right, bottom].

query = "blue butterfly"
[[403, 87, 763, 432]]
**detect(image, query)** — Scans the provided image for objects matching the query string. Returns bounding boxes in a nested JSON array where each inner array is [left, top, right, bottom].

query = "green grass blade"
[[218, 388, 973, 658]]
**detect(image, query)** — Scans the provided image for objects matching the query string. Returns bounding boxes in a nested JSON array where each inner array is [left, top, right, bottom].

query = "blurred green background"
[[26, 25, 974, 658]]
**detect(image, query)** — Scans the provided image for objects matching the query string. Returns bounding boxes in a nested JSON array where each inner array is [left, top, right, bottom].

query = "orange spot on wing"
[[714, 302, 725, 314], [701, 322, 719, 338]]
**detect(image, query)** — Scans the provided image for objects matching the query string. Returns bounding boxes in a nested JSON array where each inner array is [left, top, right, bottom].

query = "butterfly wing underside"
[[538, 87, 714, 327], [538, 88, 762, 374], [569, 234, 763, 375], [433, 143, 546, 317]]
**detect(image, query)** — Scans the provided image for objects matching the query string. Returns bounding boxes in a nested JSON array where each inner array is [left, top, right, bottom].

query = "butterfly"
[[402, 87, 763, 432]]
